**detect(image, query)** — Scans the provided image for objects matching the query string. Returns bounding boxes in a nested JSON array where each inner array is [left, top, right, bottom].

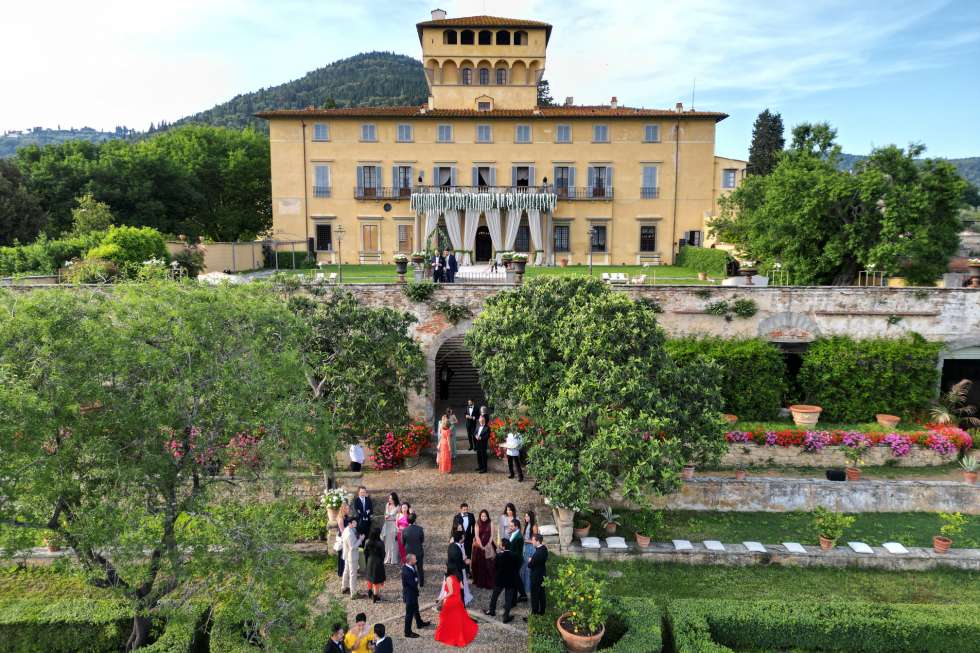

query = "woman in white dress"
[[498, 502, 517, 548], [381, 492, 400, 564]]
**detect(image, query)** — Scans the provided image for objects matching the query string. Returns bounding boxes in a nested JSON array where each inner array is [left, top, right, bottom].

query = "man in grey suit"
[[401, 512, 426, 588]]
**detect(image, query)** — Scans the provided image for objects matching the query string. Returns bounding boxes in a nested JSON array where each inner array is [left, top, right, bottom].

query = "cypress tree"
[[747, 109, 785, 176]]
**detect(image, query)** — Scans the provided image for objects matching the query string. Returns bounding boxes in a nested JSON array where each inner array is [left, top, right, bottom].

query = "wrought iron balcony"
[[411, 185, 614, 200], [313, 186, 331, 198], [641, 187, 660, 199], [553, 186, 615, 200], [353, 186, 412, 200]]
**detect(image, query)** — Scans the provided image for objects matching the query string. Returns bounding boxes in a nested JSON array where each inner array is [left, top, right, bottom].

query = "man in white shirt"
[[349, 443, 365, 472], [341, 517, 362, 597], [504, 432, 523, 482]]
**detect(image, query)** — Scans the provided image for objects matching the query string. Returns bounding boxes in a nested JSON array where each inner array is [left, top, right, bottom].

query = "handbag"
[[484, 540, 496, 560], [333, 536, 343, 553]]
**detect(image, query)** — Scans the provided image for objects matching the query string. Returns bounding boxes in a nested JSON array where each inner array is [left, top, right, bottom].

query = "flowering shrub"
[[226, 427, 265, 472], [489, 416, 537, 459], [801, 431, 832, 452], [724, 426, 973, 458], [321, 487, 350, 510], [372, 432, 402, 470], [882, 433, 912, 457], [163, 425, 220, 469], [925, 432, 957, 456], [370, 422, 433, 470]]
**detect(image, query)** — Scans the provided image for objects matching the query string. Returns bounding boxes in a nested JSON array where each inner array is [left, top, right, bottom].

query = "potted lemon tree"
[[813, 506, 855, 550], [628, 508, 664, 548], [547, 562, 609, 653], [933, 512, 965, 553]]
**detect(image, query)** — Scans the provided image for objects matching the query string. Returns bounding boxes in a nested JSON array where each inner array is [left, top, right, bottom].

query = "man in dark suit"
[[526, 532, 549, 617], [451, 503, 476, 558], [401, 512, 425, 588], [401, 553, 429, 638], [431, 252, 445, 283], [484, 541, 519, 623], [445, 249, 458, 283], [351, 486, 373, 540], [446, 530, 469, 582], [473, 416, 489, 474], [464, 399, 477, 450], [508, 518, 528, 603], [323, 623, 345, 653], [372, 624, 392, 653]]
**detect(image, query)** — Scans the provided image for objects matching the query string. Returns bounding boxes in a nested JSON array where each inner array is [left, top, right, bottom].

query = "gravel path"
[[315, 455, 548, 652]]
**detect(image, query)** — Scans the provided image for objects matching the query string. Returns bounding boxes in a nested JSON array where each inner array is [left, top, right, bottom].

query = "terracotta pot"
[[933, 535, 951, 554], [573, 523, 591, 539], [964, 471, 978, 485], [403, 455, 420, 468], [635, 533, 651, 547], [734, 470, 747, 481], [876, 413, 900, 428], [819, 536, 836, 551], [698, 272, 708, 281], [845, 466, 861, 481], [789, 404, 822, 427], [45, 543, 62, 553], [722, 413, 738, 424], [682, 465, 695, 480], [604, 523, 617, 535], [560, 258, 569, 268], [557, 613, 605, 653]]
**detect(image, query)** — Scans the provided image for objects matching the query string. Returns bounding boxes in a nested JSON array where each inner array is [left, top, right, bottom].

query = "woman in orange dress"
[[437, 416, 453, 474], [434, 570, 478, 647]]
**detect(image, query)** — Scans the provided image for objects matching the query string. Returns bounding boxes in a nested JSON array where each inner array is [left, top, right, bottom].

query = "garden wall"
[[720, 443, 955, 468], [641, 477, 980, 514]]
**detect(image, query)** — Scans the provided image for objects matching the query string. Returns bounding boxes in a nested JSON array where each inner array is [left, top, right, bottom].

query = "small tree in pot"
[[934, 512, 965, 553], [813, 506, 855, 550], [628, 508, 664, 547], [547, 562, 609, 653]]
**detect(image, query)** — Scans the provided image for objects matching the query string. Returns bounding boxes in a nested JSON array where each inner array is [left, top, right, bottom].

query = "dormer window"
[[478, 102, 491, 112]]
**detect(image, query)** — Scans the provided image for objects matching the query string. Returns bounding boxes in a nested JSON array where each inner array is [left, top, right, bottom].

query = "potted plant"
[[321, 487, 349, 524], [393, 253, 408, 275], [410, 250, 426, 265], [697, 271, 708, 281], [960, 455, 977, 484], [722, 413, 738, 424], [789, 404, 822, 427], [843, 443, 866, 481], [600, 505, 621, 535], [547, 562, 609, 653], [933, 512, 965, 553], [43, 533, 65, 553], [501, 251, 514, 269], [559, 257, 569, 268], [629, 508, 663, 548], [813, 506, 855, 550], [875, 413, 900, 428], [734, 464, 748, 481], [682, 463, 696, 480], [511, 253, 528, 274], [573, 514, 592, 539]]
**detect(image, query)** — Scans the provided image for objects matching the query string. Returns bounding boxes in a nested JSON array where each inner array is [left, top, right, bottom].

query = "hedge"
[[675, 247, 729, 276], [667, 337, 786, 420], [528, 598, 662, 653], [141, 605, 210, 653], [273, 251, 316, 270], [798, 334, 941, 422], [0, 232, 104, 276], [664, 599, 980, 653], [0, 598, 130, 653]]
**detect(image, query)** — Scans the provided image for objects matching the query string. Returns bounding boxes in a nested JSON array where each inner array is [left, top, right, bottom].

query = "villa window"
[[640, 225, 657, 252], [313, 164, 331, 197], [588, 166, 612, 197], [515, 225, 530, 252], [437, 124, 453, 142], [722, 168, 738, 189], [479, 30, 493, 45], [476, 124, 492, 143], [553, 165, 573, 197], [515, 124, 531, 143], [496, 68, 507, 85], [555, 124, 571, 143], [360, 123, 377, 142], [684, 230, 703, 247], [361, 223, 380, 253], [512, 165, 532, 187], [435, 166, 454, 188], [397, 224, 413, 253], [356, 165, 380, 197], [443, 30, 457, 45], [644, 124, 660, 142], [395, 165, 413, 197], [641, 166, 659, 199], [396, 124, 413, 142], [461, 29, 474, 45], [461, 68, 473, 85], [315, 224, 332, 251], [496, 30, 511, 45], [479, 68, 490, 85], [473, 165, 493, 187], [553, 224, 570, 252], [312, 123, 329, 141], [593, 124, 609, 143], [590, 225, 607, 253], [477, 101, 491, 112]]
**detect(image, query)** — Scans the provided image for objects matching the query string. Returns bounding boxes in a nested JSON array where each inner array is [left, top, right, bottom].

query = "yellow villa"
[[258, 9, 745, 267]]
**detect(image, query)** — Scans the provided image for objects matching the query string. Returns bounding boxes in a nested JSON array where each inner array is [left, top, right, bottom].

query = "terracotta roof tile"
[[256, 105, 728, 121]]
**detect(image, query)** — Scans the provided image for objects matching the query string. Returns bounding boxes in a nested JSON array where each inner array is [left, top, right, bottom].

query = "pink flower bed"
[[725, 425, 972, 458]]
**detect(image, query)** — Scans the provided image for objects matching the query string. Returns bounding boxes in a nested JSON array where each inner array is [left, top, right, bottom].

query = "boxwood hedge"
[[0, 598, 130, 653], [664, 599, 980, 653], [797, 334, 941, 422], [675, 247, 729, 276], [528, 597, 662, 653], [667, 337, 786, 420]]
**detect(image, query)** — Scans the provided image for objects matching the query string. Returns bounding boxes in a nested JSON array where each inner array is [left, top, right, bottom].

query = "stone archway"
[[423, 319, 483, 425], [757, 311, 821, 344]]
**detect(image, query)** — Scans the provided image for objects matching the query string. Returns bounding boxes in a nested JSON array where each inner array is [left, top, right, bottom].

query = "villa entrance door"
[[474, 226, 492, 262]]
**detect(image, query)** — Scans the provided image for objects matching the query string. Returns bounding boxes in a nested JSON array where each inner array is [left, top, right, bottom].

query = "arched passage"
[[428, 323, 486, 426]]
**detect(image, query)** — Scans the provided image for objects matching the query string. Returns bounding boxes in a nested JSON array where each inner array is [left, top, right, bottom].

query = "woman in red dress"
[[437, 416, 453, 474], [470, 509, 496, 590], [434, 570, 478, 648]]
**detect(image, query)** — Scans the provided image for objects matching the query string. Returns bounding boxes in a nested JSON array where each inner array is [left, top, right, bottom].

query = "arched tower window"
[[443, 30, 457, 45], [514, 30, 528, 45], [495, 30, 511, 45], [495, 68, 507, 85], [461, 68, 473, 85], [478, 30, 492, 45], [460, 29, 475, 45], [479, 68, 490, 85]]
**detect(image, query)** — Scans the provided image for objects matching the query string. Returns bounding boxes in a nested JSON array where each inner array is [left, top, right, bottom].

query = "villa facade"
[[258, 10, 745, 266]]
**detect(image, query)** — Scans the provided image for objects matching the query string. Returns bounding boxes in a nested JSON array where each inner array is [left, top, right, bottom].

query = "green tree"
[[746, 109, 785, 176], [711, 123, 965, 285], [285, 286, 425, 473], [537, 79, 555, 107], [465, 278, 726, 510], [70, 192, 114, 235], [0, 282, 316, 650], [0, 159, 46, 245]]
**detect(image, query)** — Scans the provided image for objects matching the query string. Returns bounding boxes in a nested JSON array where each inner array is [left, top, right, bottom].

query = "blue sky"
[[2, 0, 979, 159]]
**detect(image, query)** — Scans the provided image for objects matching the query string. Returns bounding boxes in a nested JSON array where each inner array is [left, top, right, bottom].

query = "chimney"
[[610, 96, 618, 109], [564, 96, 574, 106], [431, 8, 447, 20], [675, 101, 684, 112]]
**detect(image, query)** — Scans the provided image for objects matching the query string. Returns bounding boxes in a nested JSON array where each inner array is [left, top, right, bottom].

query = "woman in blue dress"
[[520, 510, 537, 597]]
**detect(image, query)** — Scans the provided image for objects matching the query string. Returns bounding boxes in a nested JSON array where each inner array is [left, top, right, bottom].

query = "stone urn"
[[395, 260, 408, 275], [682, 465, 696, 480], [789, 404, 822, 427], [557, 614, 604, 653], [552, 505, 575, 547], [876, 414, 900, 428]]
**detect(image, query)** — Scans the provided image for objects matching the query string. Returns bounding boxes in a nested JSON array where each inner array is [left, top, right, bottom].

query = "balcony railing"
[[641, 187, 660, 199], [553, 186, 615, 200], [313, 186, 331, 198], [411, 185, 614, 200], [354, 186, 413, 200]]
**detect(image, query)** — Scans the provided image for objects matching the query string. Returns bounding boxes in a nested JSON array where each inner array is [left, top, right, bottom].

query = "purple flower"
[[841, 431, 872, 449], [882, 433, 912, 457], [764, 431, 778, 447], [802, 430, 831, 452], [728, 430, 751, 443]]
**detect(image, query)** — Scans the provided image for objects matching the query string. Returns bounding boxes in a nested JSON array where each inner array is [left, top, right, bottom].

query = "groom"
[[473, 415, 490, 474]]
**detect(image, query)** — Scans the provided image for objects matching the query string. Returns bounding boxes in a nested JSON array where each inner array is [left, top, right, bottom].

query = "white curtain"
[[462, 208, 479, 265], [527, 208, 543, 265], [485, 208, 504, 260], [503, 209, 521, 251], [444, 210, 463, 256], [423, 209, 439, 246]]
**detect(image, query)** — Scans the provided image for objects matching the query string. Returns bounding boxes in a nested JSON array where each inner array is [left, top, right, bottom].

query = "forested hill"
[[171, 51, 428, 131], [838, 152, 980, 188]]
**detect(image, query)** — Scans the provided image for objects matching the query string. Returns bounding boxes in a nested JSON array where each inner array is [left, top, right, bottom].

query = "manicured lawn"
[[0, 566, 113, 600], [580, 509, 980, 548]]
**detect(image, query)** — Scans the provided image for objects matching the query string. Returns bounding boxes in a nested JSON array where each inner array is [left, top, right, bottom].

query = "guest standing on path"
[[396, 502, 411, 563], [526, 533, 549, 618], [508, 518, 528, 603], [324, 623, 345, 653], [484, 535, 519, 623], [381, 492, 400, 564], [434, 570, 479, 647], [446, 530, 469, 582], [364, 528, 386, 603], [451, 503, 476, 559], [335, 502, 350, 580], [401, 512, 425, 588], [341, 517, 362, 597], [349, 442, 365, 472], [464, 399, 477, 450], [497, 503, 517, 548], [372, 624, 392, 653], [504, 432, 524, 482], [344, 613, 375, 652], [352, 486, 374, 541], [431, 252, 445, 283], [446, 249, 459, 283], [437, 416, 453, 474], [401, 553, 430, 638], [520, 511, 537, 598], [445, 407, 459, 460], [473, 415, 489, 474], [470, 509, 496, 590]]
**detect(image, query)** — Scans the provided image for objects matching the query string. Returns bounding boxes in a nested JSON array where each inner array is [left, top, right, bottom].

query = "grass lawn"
[[580, 509, 980, 548]]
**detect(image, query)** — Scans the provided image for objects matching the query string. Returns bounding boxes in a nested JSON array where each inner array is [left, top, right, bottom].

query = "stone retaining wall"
[[720, 443, 954, 468], [641, 476, 980, 514]]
